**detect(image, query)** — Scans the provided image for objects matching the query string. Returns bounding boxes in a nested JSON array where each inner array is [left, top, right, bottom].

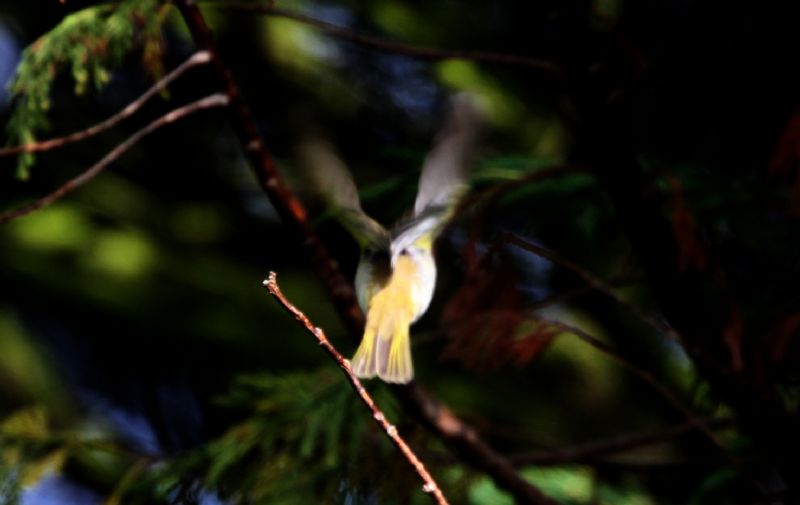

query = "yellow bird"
[[295, 95, 481, 383]]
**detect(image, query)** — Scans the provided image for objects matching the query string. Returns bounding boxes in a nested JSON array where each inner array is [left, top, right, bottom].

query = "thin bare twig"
[[176, 4, 558, 504], [204, 1, 564, 77], [504, 232, 682, 341], [0, 51, 212, 157], [0, 93, 229, 224], [264, 272, 449, 505]]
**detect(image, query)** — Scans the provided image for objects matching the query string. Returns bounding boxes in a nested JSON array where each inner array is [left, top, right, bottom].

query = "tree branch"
[[264, 272, 449, 505], [0, 51, 212, 157], [394, 382, 560, 505], [458, 230, 715, 445], [539, 316, 730, 454], [460, 164, 588, 270], [203, 1, 564, 78], [175, 3, 558, 504], [0, 93, 229, 224], [504, 232, 681, 341]]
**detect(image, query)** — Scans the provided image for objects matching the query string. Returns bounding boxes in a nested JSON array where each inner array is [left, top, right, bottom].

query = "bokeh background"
[[1, 0, 799, 504]]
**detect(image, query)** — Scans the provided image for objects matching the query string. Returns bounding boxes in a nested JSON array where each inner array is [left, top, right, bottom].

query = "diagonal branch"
[[497, 233, 733, 455], [175, 3, 558, 504], [204, 1, 564, 78], [504, 232, 681, 340], [394, 382, 558, 505], [0, 51, 212, 157], [458, 165, 589, 270], [0, 93, 229, 224], [539, 316, 730, 454], [264, 272, 450, 505]]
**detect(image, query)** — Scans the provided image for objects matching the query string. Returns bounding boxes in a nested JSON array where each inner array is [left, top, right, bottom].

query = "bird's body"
[[353, 237, 437, 383], [295, 94, 481, 384]]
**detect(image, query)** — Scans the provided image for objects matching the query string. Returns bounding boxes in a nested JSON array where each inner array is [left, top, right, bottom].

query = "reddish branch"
[[264, 272, 449, 505], [0, 51, 212, 157], [0, 93, 229, 224], [175, 0, 363, 327], [175, 3, 557, 504], [205, 1, 564, 78]]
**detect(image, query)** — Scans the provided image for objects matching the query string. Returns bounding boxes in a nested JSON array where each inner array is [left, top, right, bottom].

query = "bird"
[[294, 95, 482, 383]]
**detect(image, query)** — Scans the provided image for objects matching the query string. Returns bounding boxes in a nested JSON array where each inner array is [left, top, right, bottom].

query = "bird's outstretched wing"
[[294, 136, 390, 253], [392, 94, 483, 257], [413, 93, 482, 216]]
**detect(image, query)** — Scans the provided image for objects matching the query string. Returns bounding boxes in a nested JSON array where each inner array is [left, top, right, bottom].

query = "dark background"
[[1, 0, 799, 503]]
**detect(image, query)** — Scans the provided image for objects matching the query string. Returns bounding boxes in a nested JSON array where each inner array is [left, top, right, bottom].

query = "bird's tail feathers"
[[352, 310, 414, 384]]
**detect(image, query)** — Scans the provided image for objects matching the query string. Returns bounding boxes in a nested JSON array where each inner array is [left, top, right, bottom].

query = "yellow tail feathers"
[[352, 253, 428, 384], [351, 268, 416, 383], [351, 326, 378, 379], [385, 323, 412, 382], [351, 311, 413, 384]]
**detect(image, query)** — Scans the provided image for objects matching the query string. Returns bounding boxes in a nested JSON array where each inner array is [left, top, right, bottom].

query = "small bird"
[[295, 95, 481, 383]]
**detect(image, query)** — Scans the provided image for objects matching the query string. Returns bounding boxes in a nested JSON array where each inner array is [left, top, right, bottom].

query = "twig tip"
[[263, 272, 279, 293], [194, 50, 213, 63]]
